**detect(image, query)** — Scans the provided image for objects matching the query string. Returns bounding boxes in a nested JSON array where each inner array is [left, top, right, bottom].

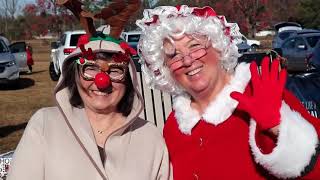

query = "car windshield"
[[279, 31, 295, 40], [128, 34, 140, 42], [306, 36, 320, 48], [0, 40, 9, 53], [70, 34, 84, 46]]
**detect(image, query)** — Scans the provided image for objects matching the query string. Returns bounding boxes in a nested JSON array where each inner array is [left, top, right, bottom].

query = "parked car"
[[274, 22, 302, 32], [255, 30, 275, 37], [241, 35, 260, 50], [0, 39, 19, 84], [120, 31, 141, 50], [9, 41, 29, 72], [238, 50, 287, 68], [120, 31, 142, 70], [275, 30, 320, 72], [306, 41, 320, 71], [49, 30, 85, 81], [237, 41, 252, 54], [272, 22, 303, 49], [0, 35, 10, 46]]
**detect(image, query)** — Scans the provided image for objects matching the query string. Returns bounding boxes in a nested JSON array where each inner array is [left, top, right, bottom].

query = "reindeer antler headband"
[[58, 0, 140, 91], [56, 0, 141, 38]]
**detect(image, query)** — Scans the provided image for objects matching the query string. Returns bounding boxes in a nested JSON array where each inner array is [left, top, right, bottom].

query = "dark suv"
[[307, 41, 320, 71], [272, 22, 302, 49], [275, 30, 320, 72]]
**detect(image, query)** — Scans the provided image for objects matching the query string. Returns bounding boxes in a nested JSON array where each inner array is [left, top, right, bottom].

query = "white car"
[[1, 35, 29, 73], [49, 30, 85, 81], [120, 31, 141, 50], [241, 35, 261, 50], [120, 31, 142, 70], [0, 39, 19, 85], [255, 30, 275, 37]]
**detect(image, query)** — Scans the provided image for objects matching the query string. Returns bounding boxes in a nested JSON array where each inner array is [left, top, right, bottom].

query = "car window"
[[60, 34, 66, 46], [283, 38, 295, 49], [0, 40, 9, 53], [306, 36, 320, 48], [9, 42, 26, 53], [128, 34, 140, 42], [294, 37, 307, 50], [70, 34, 84, 46], [279, 31, 295, 40], [122, 34, 127, 41]]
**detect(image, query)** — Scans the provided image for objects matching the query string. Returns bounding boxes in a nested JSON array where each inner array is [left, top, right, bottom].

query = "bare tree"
[[1, 0, 20, 19]]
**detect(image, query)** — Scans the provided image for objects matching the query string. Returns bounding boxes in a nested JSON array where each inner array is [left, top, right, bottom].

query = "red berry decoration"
[[79, 57, 85, 64], [94, 72, 111, 90]]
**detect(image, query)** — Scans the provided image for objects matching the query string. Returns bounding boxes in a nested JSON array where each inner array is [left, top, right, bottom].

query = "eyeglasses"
[[78, 61, 128, 83], [164, 35, 210, 68], [171, 46, 207, 63]]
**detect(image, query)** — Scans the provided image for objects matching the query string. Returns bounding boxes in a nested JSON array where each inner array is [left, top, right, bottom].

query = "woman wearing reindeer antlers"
[[7, 1, 171, 180], [136, 5, 320, 179]]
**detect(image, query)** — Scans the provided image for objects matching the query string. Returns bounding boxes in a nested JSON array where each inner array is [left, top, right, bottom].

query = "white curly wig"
[[136, 5, 242, 95]]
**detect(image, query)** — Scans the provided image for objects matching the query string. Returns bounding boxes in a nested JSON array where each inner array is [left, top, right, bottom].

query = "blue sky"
[[20, 0, 35, 7]]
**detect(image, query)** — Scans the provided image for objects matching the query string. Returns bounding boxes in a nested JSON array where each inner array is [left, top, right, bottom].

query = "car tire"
[[49, 62, 60, 81]]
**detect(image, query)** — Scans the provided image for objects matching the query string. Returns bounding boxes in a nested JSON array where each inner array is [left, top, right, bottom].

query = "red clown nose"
[[94, 72, 111, 90]]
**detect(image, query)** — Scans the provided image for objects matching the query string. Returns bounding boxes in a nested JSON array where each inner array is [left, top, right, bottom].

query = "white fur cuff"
[[249, 101, 319, 179]]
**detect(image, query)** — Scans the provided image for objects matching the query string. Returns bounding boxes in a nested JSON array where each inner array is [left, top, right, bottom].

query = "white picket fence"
[[135, 72, 173, 132]]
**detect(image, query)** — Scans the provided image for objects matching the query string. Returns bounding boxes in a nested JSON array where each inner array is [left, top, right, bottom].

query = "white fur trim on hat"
[[249, 101, 319, 179]]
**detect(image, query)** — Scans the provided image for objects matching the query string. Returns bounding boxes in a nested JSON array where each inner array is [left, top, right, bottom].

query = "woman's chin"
[[90, 102, 116, 113], [189, 82, 209, 94]]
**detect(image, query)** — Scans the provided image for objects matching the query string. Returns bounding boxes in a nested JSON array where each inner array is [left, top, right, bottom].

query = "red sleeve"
[[282, 89, 320, 179], [242, 83, 277, 154], [254, 88, 320, 154]]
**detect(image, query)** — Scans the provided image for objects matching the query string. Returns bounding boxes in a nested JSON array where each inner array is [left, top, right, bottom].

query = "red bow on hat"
[[79, 44, 95, 60], [120, 42, 137, 56], [112, 42, 138, 63], [187, 6, 217, 17]]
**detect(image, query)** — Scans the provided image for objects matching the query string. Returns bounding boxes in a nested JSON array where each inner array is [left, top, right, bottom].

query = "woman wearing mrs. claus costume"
[[136, 5, 320, 179]]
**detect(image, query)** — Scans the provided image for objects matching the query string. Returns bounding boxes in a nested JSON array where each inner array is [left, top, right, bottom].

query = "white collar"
[[172, 63, 251, 135]]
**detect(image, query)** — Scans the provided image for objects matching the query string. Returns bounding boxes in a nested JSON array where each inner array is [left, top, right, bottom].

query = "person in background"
[[137, 5, 320, 179], [26, 44, 34, 74]]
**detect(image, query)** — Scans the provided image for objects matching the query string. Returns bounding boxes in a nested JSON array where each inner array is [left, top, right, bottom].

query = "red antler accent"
[[79, 44, 95, 60]]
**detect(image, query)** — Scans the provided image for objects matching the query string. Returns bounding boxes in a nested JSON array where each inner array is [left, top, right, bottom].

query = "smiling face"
[[164, 35, 230, 100], [77, 58, 127, 114]]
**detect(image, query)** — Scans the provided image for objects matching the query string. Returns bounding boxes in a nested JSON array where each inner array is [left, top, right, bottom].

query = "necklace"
[[93, 114, 125, 135], [97, 127, 109, 134], [96, 126, 112, 134], [97, 130, 105, 134]]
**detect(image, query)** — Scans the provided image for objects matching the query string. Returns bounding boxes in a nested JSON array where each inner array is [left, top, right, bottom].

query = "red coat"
[[164, 88, 320, 180], [26, 47, 34, 66]]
